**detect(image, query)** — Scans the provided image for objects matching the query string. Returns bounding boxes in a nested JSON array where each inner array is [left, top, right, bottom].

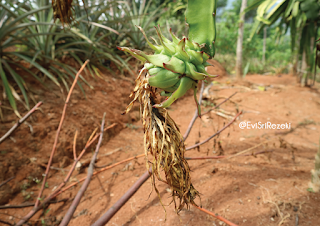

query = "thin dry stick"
[[73, 130, 78, 160], [91, 169, 152, 226], [0, 177, 14, 188], [201, 92, 238, 117], [16, 123, 116, 226], [54, 153, 145, 197], [60, 113, 106, 226], [0, 219, 13, 226], [51, 149, 274, 196], [0, 102, 42, 144], [227, 141, 268, 159], [186, 111, 242, 151], [35, 59, 89, 208], [185, 149, 273, 160], [192, 204, 239, 226], [183, 80, 205, 140], [0, 199, 68, 209]]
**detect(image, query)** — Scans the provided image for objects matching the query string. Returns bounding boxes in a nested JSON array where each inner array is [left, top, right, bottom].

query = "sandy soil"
[[0, 60, 320, 226]]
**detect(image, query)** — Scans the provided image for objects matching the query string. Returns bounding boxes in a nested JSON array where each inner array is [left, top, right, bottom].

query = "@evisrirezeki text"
[[239, 121, 291, 130]]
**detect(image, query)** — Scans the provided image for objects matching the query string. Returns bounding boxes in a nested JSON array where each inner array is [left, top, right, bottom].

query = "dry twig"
[[16, 123, 116, 226], [227, 141, 268, 159], [0, 177, 14, 188], [0, 199, 68, 209], [73, 130, 78, 160], [54, 153, 144, 197], [192, 204, 239, 226], [185, 149, 273, 160], [201, 92, 237, 117], [0, 102, 42, 144], [186, 111, 242, 151], [91, 169, 151, 226], [35, 60, 89, 208], [60, 113, 106, 226]]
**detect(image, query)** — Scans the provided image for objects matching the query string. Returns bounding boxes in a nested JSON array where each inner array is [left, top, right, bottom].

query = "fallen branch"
[[91, 169, 151, 226], [227, 141, 268, 159], [201, 92, 237, 117], [47, 149, 273, 197], [54, 153, 145, 197], [0, 199, 68, 209], [16, 123, 116, 226], [186, 111, 242, 151], [60, 113, 106, 226], [0, 219, 13, 226], [185, 149, 273, 160], [0, 177, 14, 188], [0, 102, 42, 144], [192, 204, 238, 226], [35, 60, 89, 208]]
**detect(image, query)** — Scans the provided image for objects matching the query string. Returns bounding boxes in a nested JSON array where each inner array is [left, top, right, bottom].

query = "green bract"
[[118, 25, 217, 116]]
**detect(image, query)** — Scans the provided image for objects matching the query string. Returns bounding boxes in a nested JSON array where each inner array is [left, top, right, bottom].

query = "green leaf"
[[11, 53, 60, 87], [2, 60, 30, 109], [0, 59, 19, 117], [245, 0, 268, 13]]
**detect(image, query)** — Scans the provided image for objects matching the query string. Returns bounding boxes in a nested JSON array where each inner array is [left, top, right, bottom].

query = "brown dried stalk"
[[34, 59, 89, 208], [16, 123, 116, 226], [192, 204, 239, 226], [123, 72, 200, 213], [201, 92, 238, 117], [186, 111, 242, 151], [60, 113, 106, 226], [52, 0, 74, 26], [91, 169, 152, 226], [52, 0, 88, 27], [0, 102, 43, 144]]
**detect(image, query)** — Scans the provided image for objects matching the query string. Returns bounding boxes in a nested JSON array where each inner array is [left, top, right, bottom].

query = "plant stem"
[[34, 59, 89, 208], [0, 102, 42, 144], [60, 113, 106, 226]]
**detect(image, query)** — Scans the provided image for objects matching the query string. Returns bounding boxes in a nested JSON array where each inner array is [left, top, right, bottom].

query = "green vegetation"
[[1, 0, 319, 118], [215, 11, 292, 74], [246, 0, 320, 84], [0, 0, 164, 117]]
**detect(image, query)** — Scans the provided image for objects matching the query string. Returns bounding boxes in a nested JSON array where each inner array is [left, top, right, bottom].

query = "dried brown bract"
[[52, 0, 75, 26], [123, 69, 200, 214]]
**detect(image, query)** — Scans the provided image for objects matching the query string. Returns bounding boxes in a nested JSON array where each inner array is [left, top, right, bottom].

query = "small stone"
[[257, 196, 260, 200], [271, 217, 275, 221], [293, 206, 299, 212]]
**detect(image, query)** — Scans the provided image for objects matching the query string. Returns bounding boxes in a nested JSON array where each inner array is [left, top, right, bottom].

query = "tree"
[[236, 0, 248, 79], [245, 0, 320, 85]]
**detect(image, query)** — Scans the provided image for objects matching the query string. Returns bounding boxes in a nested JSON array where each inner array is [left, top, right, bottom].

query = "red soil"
[[1, 60, 320, 226]]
